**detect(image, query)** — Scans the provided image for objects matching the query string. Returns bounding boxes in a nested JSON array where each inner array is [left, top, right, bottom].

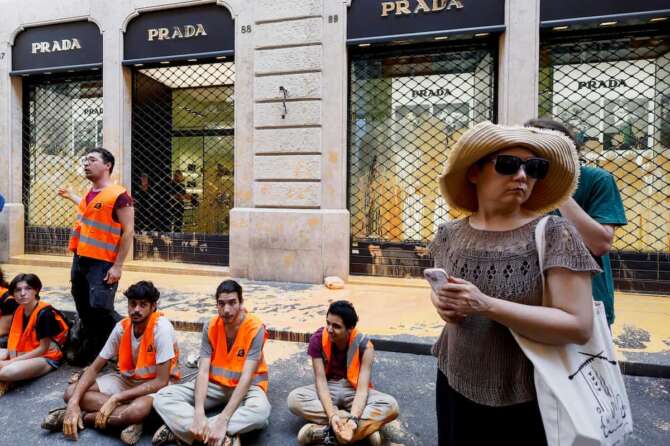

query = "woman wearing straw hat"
[[428, 122, 600, 444]]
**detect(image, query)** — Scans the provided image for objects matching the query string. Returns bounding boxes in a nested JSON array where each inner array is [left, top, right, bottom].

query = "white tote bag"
[[510, 216, 633, 446]]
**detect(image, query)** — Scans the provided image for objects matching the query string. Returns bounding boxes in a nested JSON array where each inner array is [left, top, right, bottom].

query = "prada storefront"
[[347, 0, 503, 277], [123, 4, 235, 265], [11, 20, 103, 256], [539, 0, 670, 291]]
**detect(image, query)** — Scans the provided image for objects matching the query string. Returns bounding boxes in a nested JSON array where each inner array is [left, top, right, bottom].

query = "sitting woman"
[[429, 122, 601, 445], [0, 273, 69, 396], [0, 267, 16, 347]]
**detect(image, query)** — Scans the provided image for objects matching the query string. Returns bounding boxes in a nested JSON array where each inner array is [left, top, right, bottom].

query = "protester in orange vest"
[[288, 300, 399, 445], [152, 280, 271, 446], [59, 147, 134, 365], [0, 267, 17, 347], [0, 273, 69, 396], [41, 281, 179, 446]]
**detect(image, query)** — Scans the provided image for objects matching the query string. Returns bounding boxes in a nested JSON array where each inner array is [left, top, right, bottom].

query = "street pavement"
[[0, 332, 669, 445], [1, 262, 669, 373]]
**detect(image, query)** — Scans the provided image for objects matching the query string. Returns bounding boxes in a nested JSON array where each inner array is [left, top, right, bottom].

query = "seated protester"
[[0, 273, 69, 396], [41, 281, 180, 445], [153, 280, 271, 446], [0, 267, 18, 347], [288, 300, 399, 446]]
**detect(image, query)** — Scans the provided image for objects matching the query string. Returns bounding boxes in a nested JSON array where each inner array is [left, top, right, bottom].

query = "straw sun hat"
[[438, 121, 580, 214]]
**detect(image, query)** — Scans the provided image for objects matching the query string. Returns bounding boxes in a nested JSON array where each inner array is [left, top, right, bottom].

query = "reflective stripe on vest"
[[117, 312, 181, 381], [207, 313, 269, 393], [321, 328, 373, 389], [7, 301, 69, 362], [68, 184, 125, 263]]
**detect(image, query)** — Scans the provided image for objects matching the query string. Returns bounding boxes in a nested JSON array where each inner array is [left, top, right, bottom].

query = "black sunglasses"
[[490, 155, 550, 180]]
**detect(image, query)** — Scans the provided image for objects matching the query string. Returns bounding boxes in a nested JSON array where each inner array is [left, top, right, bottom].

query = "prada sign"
[[124, 4, 234, 65], [578, 78, 628, 90], [541, 0, 670, 26], [348, 0, 504, 44], [381, 0, 464, 17], [11, 21, 102, 75]]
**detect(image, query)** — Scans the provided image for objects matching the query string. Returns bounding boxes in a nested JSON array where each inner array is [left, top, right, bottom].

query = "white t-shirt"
[[99, 315, 176, 366]]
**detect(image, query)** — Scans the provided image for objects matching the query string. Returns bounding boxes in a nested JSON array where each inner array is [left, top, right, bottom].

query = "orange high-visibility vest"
[[69, 184, 126, 263], [321, 328, 373, 389], [208, 313, 269, 392], [118, 312, 181, 381], [8, 301, 69, 362]]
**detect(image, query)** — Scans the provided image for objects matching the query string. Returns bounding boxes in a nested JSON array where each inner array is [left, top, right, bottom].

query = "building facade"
[[0, 0, 669, 291]]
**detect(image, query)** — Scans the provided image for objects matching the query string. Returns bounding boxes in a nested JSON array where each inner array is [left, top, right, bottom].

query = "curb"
[[62, 311, 669, 379]]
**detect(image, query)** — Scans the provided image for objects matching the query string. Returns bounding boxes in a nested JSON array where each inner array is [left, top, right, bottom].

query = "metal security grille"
[[539, 26, 670, 292], [349, 41, 497, 277], [23, 73, 103, 255], [131, 61, 234, 266]]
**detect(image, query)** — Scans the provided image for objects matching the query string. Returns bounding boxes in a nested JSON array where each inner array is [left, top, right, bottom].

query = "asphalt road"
[[0, 336, 668, 445]]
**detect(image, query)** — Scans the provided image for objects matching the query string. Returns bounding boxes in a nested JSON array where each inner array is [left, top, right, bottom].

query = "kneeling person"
[[153, 279, 271, 446], [288, 300, 399, 445], [42, 281, 180, 445]]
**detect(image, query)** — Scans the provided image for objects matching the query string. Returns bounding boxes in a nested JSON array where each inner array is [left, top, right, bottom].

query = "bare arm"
[[0, 315, 12, 337], [104, 206, 134, 284], [57, 187, 81, 206], [313, 357, 337, 422], [115, 360, 171, 402], [350, 346, 373, 418], [194, 356, 212, 415], [438, 269, 594, 345], [558, 198, 615, 256], [3, 336, 51, 363]]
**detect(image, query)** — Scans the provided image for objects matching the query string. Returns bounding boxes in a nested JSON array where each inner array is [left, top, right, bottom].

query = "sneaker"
[[120, 423, 143, 445], [367, 431, 382, 446], [224, 434, 241, 446], [297, 423, 336, 445], [152, 424, 177, 446], [41, 407, 67, 431], [0, 381, 14, 397]]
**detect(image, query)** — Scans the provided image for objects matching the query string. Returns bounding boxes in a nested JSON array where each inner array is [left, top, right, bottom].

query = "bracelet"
[[347, 415, 360, 427]]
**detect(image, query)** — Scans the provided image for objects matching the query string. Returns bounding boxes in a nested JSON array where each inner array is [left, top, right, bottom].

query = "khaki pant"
[[287, 379, 399, 439], [153, 380, 271, 444]]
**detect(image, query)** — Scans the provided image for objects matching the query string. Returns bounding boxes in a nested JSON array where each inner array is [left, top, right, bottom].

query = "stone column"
[[498, 0, 540, 125], [230, 0, 349, 283]]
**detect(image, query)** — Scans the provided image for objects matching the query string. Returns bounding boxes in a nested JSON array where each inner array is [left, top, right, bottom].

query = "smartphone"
[[424, 268, 449, 295]]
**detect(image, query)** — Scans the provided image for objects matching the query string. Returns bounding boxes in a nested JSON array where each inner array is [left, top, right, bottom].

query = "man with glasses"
[[61, 147, 134, 365], [152, 280, 271, 446]]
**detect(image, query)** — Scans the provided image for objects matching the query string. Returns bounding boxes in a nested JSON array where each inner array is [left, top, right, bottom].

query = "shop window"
[[348, 42, 497, 277], [22, 73, 103, 255], [131, 61, 234, 265], [540, 27, 670, 290]]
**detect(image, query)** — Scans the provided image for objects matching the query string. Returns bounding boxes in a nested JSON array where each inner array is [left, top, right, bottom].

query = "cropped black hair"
[[215, 279, 243, 304], [124, 280, 160, 303], [86, 147, 115, 174], [8, 273, 43, 300], [327, 300, 359, 329]]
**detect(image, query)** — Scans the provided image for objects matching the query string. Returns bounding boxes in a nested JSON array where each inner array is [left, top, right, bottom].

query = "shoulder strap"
[[534, 216, 551, 307]]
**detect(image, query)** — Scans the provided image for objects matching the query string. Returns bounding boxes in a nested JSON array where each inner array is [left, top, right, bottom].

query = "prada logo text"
[[147, 24, 207, 41], [381, 0, 464, 17], [31, 38, 81, 54]]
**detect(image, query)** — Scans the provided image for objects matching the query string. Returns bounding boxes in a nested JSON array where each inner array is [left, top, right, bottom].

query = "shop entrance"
[[22, 73, 103, 255], [539, 25, 670, 292], [131, 61, 234, 265], [348, 41, 497, 277]]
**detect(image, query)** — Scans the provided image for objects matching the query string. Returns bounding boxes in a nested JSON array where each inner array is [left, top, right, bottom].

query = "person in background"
[[525, 118, 627, 325], [0, 267, 17, 348]]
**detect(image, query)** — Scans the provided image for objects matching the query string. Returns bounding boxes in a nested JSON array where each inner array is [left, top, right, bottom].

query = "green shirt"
[[555, 165, 627, 324]]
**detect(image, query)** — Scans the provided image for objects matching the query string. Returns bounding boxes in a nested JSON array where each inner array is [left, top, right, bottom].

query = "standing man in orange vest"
[[41, 281, 180, 445], [152, 280, 271, 446], [63, 147, 134, 364], [287, 300, 399, 446]]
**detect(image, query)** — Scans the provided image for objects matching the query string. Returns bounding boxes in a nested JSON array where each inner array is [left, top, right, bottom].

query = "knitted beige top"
[[429, 215, 600, 407]]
